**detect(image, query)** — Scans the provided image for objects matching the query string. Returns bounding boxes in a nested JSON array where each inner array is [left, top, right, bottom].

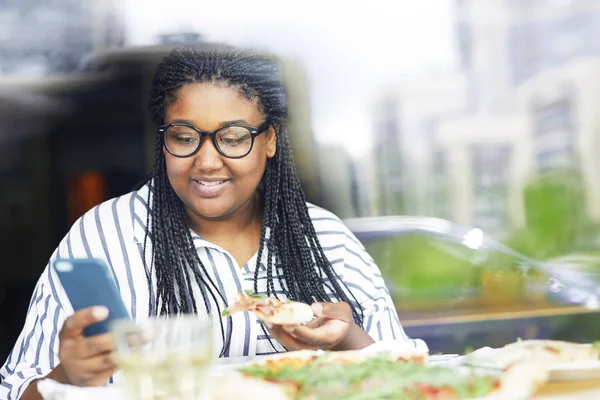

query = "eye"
[[175, 136, 197, 144], [220, 137, 248, 145], [218, 127, 252, 147], [165, 126, 199, 145]]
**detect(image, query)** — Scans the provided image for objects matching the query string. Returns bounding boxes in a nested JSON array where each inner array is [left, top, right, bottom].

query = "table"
[[37, 372, 600, 399], [534, 380, 600, 399]]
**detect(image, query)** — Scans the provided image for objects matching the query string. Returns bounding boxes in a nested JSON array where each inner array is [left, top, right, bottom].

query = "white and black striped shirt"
[[0, 183, 423, 399]]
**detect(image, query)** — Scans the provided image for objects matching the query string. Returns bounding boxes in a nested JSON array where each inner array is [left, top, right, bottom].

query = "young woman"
[[1, 43, 423, 399]]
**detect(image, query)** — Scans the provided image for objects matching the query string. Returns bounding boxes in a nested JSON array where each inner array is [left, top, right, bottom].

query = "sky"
[[123, 0, 459, 157]]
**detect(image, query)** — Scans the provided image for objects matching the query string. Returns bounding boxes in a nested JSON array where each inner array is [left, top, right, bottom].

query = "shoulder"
[[307, 202, 348, 235], [306, 203, 365, 250]]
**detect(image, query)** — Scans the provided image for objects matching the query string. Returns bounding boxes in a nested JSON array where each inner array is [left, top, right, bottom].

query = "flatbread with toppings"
[[213, 349, 547, 400], [494, 340, 600, 366], [222, 291, 314, 325], [463, 339, 600, 382]]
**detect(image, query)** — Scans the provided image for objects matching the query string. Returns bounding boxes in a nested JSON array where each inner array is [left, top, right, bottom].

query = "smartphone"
[[53, 258, 130, 336]]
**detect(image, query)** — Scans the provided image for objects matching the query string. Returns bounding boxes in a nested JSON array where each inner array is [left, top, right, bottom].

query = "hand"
[[57, 306, 116, 386], [267, 302, 357, 351]]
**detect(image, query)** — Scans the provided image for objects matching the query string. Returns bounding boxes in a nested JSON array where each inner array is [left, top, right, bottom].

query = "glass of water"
[[112, 315, 213, 400]]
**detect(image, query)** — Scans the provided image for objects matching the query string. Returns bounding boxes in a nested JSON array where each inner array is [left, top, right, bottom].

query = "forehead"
[[165, 82, 262, 129]]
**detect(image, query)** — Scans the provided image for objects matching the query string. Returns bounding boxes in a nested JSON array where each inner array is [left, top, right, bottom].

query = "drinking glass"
[[112, 315, 213, 400]]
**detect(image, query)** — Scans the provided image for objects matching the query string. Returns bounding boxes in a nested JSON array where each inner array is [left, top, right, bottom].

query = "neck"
[[186, 193, 263, 244]]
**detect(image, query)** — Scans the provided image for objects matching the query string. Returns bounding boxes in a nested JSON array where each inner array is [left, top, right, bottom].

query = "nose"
[[193, 136, 224, 172]]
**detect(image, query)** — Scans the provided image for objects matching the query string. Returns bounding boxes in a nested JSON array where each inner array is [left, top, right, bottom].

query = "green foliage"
[[505, 168, 599, 260], [364, 234, 480, 302]]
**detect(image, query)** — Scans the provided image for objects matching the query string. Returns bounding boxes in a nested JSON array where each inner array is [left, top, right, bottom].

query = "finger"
[[311, 302, 352, 323], [79, 333, 115, 359], [76, 351, 116, 374], [267, 324, 321, 351], [88, 368, 115, 387], [285, 319, 349, 348], [61, 307, 109, 339], [302, 317, 324, 329], [72, 366, 116, 387]]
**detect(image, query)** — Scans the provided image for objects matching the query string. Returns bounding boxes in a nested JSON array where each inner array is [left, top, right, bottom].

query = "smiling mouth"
[[195, 180, 226, 186], [191, 179, 231, 197]]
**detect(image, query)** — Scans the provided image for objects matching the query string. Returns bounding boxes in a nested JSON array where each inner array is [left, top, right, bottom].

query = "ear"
[[265, 125, 277, 158]]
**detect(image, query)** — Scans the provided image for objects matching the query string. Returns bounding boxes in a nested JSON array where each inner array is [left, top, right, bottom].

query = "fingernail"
[[92, 306, 109, 320], [283, 325, 295, 333], [311, 303, 323, 314], [265, 322, 273, 329]]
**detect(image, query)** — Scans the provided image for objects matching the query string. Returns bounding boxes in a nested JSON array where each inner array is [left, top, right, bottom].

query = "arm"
[[2, 209, 120, 399], [0, 271, 67, 400], [337, 228, 427, 350]]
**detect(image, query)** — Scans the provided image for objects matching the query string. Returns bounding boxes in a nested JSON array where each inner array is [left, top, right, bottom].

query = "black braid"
[[144, 43, 364, 354]]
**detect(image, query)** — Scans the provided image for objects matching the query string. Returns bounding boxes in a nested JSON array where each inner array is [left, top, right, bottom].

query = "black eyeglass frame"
[[159, 119, 271, 159]]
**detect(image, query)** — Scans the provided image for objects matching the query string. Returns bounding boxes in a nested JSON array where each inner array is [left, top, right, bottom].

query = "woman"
[[0, 43, 423, 399]]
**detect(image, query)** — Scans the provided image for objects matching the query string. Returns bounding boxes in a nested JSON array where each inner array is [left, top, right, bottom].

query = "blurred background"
[[2, 0, 600, 360]]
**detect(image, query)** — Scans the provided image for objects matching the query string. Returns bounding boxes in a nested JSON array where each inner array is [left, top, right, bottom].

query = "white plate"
[[464, 346, 600, 382], [546, 361, 600, 381]]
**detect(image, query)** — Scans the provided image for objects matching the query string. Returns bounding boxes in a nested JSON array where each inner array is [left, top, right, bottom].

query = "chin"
[[192, 205, 234, 220]]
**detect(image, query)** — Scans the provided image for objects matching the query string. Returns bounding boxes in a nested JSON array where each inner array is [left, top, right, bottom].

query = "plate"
[[546, 361, 600, 381], [463, 346, 600, 382]]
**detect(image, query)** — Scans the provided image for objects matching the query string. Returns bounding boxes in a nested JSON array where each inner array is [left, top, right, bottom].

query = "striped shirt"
[[0, 183, 423, 399]]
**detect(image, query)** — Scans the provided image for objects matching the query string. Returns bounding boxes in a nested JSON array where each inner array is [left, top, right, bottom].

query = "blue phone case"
[[53, 258, 130, 336]]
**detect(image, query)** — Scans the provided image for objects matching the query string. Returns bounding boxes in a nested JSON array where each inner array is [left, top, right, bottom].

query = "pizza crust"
[[493, 360, 549, 398], [223, 293, 315, 326]]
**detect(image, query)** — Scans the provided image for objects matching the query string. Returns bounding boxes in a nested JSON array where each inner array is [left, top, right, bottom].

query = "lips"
[[191, 178, 230, 198]]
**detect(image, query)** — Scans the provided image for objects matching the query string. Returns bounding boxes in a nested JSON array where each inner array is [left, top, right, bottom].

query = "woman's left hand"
[[266, 302, 374, 351]]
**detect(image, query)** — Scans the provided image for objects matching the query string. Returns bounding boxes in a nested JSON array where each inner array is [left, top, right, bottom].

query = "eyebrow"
[[168, 118, 251, 127]]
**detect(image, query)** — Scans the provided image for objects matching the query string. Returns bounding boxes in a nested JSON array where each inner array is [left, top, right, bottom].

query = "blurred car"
[[542, 253, 600, 308], [344, 216, 600, 310]]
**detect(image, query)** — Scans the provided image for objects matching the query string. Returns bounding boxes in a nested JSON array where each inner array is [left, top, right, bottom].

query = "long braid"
[[144, 44, 364, 352]]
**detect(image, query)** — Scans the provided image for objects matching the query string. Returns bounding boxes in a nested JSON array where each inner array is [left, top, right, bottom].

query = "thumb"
[[311, 302, 352, 323], [61, 306, 109, 339]]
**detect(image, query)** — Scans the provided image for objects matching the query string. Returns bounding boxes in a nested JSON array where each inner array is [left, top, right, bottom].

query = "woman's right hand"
[[57, 306, 116, 386]]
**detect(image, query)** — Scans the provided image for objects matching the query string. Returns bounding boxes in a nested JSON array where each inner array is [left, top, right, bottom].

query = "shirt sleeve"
[[0, 262, 68, 400], [338, 227, 428, 351], [0, 214, 86, 400]]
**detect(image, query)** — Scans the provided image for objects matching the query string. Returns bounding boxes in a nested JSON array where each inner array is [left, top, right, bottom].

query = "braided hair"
[[144, 43, 364, 353]]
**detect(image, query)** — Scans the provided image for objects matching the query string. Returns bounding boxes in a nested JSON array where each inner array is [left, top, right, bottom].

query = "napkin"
[[37, 379, 125, 400]]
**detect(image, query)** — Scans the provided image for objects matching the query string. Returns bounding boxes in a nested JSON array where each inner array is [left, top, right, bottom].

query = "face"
[[163, 82, 277, 221]]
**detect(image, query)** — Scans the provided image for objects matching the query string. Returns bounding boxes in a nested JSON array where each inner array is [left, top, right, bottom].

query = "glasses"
[[112, 316, 213, 400], [159, 120, 270, 159]]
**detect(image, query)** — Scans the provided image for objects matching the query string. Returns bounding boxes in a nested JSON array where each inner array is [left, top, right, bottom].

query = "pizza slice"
[[222, 291, 315, 325]]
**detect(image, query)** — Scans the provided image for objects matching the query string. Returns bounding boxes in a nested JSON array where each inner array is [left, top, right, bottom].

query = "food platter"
[[209, 346, 547, 400]]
